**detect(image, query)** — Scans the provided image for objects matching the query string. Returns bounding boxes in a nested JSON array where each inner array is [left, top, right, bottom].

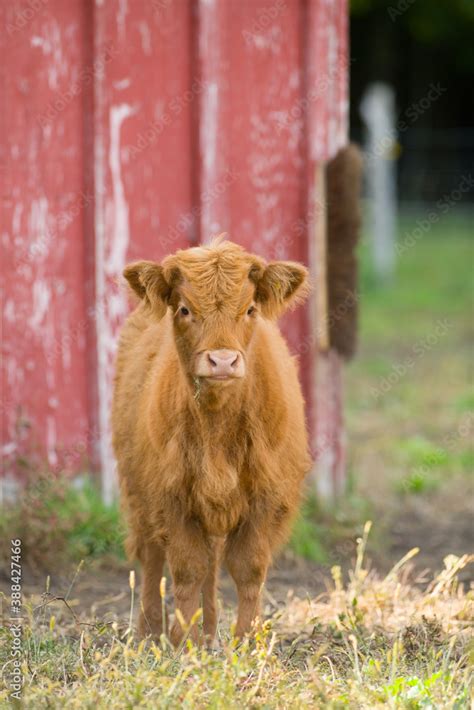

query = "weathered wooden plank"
[[306, 0, 349, 497], [1, 0, 91, 486], [91, 0, 195, 501]]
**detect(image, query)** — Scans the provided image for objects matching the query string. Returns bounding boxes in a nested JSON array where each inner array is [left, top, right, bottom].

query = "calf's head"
[[124, 239, 309, 385]]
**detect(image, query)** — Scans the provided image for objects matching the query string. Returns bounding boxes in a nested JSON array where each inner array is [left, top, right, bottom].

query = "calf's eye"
[[247, 306, 255, 316], [180, 306, 190, 316]]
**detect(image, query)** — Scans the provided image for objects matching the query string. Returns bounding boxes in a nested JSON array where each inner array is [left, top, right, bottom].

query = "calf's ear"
[[123, 261, 172, 318], [251, 260, 310, 319]]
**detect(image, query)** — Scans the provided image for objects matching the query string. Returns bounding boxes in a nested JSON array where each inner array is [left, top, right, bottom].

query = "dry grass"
[[1, 524, 472, 708]]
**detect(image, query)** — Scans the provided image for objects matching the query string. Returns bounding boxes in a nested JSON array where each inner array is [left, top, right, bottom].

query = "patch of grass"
[[458, 448, 474, 473], [1, 529, 472, 708], [396, 469, 441, 495], [0, 474, 125, 570], [394, 432, 473, 495], [455, 391, 474, 413], [289, 499, 329, 563], [397, 435, 448, 469], [358, 215, 473, 344], [289, 493, 374, 562], [347, 213, 473, 505]]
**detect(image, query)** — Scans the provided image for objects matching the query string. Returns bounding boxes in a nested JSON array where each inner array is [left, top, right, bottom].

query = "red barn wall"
[[1, 0, 348, 501]]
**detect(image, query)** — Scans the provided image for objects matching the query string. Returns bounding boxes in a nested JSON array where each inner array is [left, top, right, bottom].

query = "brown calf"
[[112, 238, 311, 644]]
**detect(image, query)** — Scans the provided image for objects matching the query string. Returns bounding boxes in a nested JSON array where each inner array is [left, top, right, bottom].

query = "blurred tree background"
[[350, 0, 474, 204]]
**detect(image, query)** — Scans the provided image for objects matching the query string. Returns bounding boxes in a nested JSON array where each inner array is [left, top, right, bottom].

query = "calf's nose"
[[206, 349, 240, 376]]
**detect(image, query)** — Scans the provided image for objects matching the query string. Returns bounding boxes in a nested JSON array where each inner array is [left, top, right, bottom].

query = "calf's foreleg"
[[138, 542, 167, 639], [167, 520, 210, 646], [225, 523, 271, 638], [201, 539, 222, 644]]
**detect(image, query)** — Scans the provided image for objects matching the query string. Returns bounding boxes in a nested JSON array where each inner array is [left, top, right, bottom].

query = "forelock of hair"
[[174, 240, 253, 313]]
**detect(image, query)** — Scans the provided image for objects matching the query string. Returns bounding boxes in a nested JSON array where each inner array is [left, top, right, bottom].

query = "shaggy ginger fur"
[[112, 238, 311, 645]]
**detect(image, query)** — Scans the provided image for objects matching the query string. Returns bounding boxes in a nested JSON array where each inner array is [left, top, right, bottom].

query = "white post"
[[360, 82, 397, 282]]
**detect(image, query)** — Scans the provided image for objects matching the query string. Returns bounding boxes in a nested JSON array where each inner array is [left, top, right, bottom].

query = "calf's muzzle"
[[195, 349, 245, 379]]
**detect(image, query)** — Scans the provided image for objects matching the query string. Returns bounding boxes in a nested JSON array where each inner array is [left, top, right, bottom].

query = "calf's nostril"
[[230, 354, 239, 368], [207, 353, 217, 367]]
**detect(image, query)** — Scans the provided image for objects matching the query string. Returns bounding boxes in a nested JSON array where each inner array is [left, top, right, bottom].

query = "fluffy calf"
[[112, 239, 310, 644]]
